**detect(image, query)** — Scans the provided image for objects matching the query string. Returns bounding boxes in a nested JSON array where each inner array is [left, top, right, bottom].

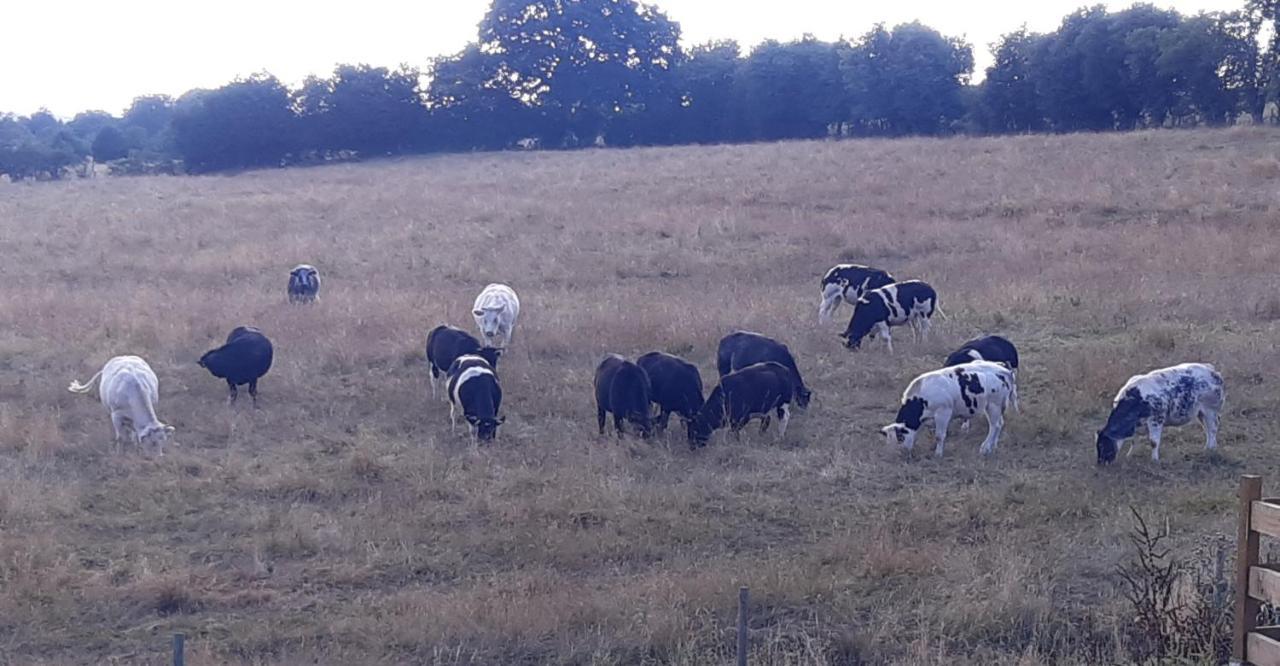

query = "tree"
[[843, 23, 973, 136], [739, 36, 845, 141], [171, 74, 298, 172], [123, 95, 175, 136], [476, 0, 681, 145], [67, 111, 118, 141], [91, 126, 131, 161], [295, 64, 428, 155], [667, 40, 744, 144], [978, 28, 1045, 133], [1157, 13, 1259, 125], [426, 44, 545, 150]]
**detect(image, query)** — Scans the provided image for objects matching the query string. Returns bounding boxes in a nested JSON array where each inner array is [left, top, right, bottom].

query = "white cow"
[[1095, 362, 1224, 464], [881, 361, 1019, 457], [68, 355, 174, 455], [472, 284, 520, 349]]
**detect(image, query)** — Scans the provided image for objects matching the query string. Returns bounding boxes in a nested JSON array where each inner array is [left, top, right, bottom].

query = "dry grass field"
[[2, 128, 1280, 665]]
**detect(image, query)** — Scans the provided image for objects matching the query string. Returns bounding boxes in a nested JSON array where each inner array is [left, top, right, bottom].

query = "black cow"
[[427, 325, 501, 399], [818, 264, 895, 324], [944, 335, 1019, 372], [594, 354, 653, 439], [448, 359, 503, 441], [199, 326, 274, 406], [842, 280, 938, 352], [716, 331, 812, 409], [688, 362, 796, 448], [636, 351, 704, 433], [288, 264, 321, 304]]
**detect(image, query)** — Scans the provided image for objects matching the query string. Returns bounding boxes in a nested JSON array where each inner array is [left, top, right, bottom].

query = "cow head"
[[795, 386, 813, 410], [138, 423, 175, 455], [687, 417, 713, 448], [881, 423, 919, 449], [467, 414, 505, 441], [1096, 389, 1148, 465], [1096, 431, 1121, 464], [477, 347, 503, 370], [841, 301, 877, 350], [473, 307, 503, 339]]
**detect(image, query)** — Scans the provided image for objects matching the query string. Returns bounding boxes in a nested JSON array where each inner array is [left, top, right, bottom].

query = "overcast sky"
[[2, 0, 1245, 118]]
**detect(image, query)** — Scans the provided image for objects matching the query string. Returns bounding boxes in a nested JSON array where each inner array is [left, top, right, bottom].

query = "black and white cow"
[[594, 354, 653, 439], [1096, 363, 1224, 464], [288, 264, 321, 304], [716, 331, 812, 409], [944, 335, 1019, 373], [818, 264, 895, 324], [636, 351, 705, 433], [447, 355, 504, 441], [688, 362, 797, 448], [841, 280, 938, 352], [426, 325, 502, 399], [198, 326, 274, 406], [881, 361, 1019, 457]]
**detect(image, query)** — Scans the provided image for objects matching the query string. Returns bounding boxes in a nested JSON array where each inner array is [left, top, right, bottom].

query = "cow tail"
[[1009, 376, 1021, 414], [68, 369, 104, 394]]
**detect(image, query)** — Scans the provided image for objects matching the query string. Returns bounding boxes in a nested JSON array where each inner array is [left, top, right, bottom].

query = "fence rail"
[[1233, 475, 1280, 665]]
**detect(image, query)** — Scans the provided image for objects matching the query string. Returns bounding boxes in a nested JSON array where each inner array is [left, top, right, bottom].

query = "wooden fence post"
[[1235, 475, 1263, 665], [737, 586, 749, 666], [172, 632, 185, 666]]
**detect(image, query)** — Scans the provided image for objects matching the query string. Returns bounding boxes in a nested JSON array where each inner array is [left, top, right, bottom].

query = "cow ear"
[[497, 416, 506, 424], [466, 414, 479, 425], [472, 310, 484, 317], [165, 425, 176, 435], [880, 425, 897, 435]]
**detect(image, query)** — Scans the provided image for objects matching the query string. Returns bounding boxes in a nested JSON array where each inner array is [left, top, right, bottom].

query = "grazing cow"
[[636, 351, 704, 433], [472, 284, 520, 349], [594, 354, 653, 439], [288, 264, 321, 304], [818, 264, 895, 324], [716, 331, 812, 409], [426, 325, 501, 399], [944, 335, 1020, 372], [881, 361, 1019, 457], [1096, 363, 1224, 464], [448, 357, 504, 441], [68, 355, 174, 455], [198, 326, 274, 406], [841, 280, 938, 352], [688, 362, 796, 448]]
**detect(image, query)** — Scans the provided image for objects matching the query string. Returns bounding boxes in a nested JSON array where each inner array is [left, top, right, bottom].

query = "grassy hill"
[[2, 128, 1279, 664]]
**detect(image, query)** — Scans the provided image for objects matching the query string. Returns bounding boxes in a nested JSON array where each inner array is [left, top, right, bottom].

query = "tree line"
[[2, 0, 1278, 179]]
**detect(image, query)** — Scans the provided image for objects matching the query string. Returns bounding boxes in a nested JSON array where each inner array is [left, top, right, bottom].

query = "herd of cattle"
[[65, 262, 1227, 464]]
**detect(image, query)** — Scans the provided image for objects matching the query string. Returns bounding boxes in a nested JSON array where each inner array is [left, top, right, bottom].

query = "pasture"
[[2, 128, 1280, 664]]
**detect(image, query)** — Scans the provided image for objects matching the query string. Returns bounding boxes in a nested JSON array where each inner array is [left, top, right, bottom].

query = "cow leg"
[[248, 380, 260, 408], [979, 404, 1004, 455], [226, 381, 238, 405], [430, 367, 438, 399], [614, 414, 625, 439], [919, 315, 931, 341], [933, 409, 952, 458], [657, 409, 671, 435], [110, 412, 129, 452], [759, 415, 771, 433], [776, 404, 791, 440], [960, 419, 971, 433], [597, 408, 607, 436], [879, 324, 894, 354], [1147, 421, 1164, 461], [1199, 409, 1220, 450]]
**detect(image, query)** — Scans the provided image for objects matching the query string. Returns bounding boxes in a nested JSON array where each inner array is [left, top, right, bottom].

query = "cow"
[[1095, 363, 1224, 464], [288, 264, 321, 304], [716, 331, 812, 409], [426, 325, 501, 399], [944, 335, 1019, 373], [880, 361, 1019, 458], [688, 362, 797, 448], [636, 351, 704, 433], [68, 355, 174, 455], [818, 264, 895, 324], [594, 354, 652, 439], [198, 326, 274, 406], [448, 356, 504, 441], [841, 280, 939, 352], [472, 284, 520, 349]]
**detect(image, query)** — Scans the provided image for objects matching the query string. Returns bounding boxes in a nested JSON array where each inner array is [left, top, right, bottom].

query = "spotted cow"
[[881, 361, 1019, 457], [1096, 363, 1224, 464]]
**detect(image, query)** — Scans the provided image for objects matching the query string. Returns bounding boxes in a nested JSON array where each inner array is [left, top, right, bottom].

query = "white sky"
[[1, 0, 1246, 118]]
